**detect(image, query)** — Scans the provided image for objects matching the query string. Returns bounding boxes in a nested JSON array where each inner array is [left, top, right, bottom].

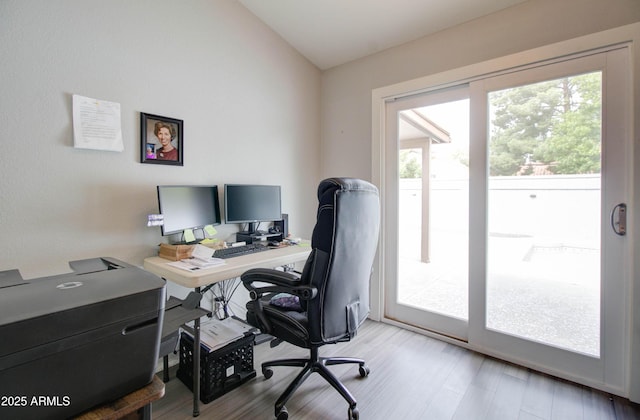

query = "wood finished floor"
[[153, 320, 640, 420]]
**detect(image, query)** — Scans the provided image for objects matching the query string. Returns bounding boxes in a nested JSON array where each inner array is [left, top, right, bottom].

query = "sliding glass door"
[[384, 47, 631, 391]]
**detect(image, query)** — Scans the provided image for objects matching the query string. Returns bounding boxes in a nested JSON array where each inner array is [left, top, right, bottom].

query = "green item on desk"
[[204, 225, 217, 236], [183, 229, 196, 243]]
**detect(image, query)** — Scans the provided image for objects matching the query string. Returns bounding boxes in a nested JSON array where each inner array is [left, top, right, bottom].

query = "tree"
[[489, 72, 601, 176], [399, 149, 422, 178], [489, 80, 559, 175], [536, 73, 601, 174]]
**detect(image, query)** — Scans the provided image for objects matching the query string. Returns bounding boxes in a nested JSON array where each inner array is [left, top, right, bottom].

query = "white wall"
[[0, 0, 321, 280], [320, 0, 640, 180]]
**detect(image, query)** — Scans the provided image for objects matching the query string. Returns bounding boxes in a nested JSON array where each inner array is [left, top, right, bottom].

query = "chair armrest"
[[241, 268, 317, 300], [241, 268, 301, 287]]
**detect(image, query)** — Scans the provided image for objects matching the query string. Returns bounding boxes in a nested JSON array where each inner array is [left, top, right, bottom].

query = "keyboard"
[[212, 243, 270, 259]]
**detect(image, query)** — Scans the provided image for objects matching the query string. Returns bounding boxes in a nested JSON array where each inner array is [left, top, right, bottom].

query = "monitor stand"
[[236, 222, 282, 244], [236, 231, 281, 244], [240, 222, 259, 236]]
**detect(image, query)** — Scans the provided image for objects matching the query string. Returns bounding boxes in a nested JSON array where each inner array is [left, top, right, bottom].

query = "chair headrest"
[[317, 178, 379, 201], [312, 178, 379, 253]]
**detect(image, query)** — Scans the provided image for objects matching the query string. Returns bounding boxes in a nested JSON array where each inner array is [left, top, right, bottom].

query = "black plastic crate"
[[177, 331, 256, 403]]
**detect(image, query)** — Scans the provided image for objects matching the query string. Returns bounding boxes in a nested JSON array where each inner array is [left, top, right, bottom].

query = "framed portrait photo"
[[140, 113, 183, 166]]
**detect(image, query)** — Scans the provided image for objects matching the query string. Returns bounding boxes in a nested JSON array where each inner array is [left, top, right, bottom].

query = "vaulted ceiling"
[[239, 0, 529, 70]]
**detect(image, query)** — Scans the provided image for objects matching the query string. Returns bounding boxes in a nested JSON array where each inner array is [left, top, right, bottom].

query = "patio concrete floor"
[[398, 236, 600, 356]]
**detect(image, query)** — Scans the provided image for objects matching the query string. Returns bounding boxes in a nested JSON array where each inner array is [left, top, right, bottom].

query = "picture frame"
[[140, 112, 183, 166]]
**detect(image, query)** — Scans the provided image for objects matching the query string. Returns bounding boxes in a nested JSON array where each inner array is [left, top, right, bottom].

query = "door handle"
[[610, 203, 626, 236]]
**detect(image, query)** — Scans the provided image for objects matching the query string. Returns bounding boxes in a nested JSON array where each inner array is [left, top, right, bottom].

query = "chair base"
[[262, 347, 369, 419]]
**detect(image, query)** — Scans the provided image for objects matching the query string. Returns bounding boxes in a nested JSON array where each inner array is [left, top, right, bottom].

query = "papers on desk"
[[167, 258, 225, 272], [192, 244, 214, 259], [185, 317, 256, 352], [167, 244, 225, 272]]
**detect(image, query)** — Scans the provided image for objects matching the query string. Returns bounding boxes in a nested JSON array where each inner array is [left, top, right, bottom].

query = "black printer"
[[0, 257, 166, 420]]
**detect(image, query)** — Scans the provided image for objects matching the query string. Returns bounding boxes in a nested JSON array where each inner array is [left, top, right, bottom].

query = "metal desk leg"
[[193, 286, 201, 417], [162, 355, 170, 382], [141, 402, 152, 420]]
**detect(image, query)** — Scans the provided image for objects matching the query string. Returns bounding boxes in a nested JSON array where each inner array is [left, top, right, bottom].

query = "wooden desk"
[[143, 242, 311, 417], [143, 242, 311, 289], [75, 375, 165, 420]]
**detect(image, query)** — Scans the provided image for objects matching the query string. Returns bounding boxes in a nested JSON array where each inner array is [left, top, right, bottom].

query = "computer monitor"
[[224, 184, 281, 234], [157, 185, 221, 238]]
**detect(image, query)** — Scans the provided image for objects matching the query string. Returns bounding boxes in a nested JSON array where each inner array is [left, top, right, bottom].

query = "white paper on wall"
[[72, 94, 124, 152]]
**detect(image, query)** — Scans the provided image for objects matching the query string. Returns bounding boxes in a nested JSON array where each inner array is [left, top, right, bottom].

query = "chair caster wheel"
[[358, 365, 370, 377], [348, 406, 359, 419], [263, 368, 274, 379], [276, 406, 288, 420]]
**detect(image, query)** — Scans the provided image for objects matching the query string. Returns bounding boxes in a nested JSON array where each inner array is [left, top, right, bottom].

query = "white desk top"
[[143, 242, 311, 289]]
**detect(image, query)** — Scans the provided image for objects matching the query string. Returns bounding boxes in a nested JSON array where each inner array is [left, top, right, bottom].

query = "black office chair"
[[241, 178, 380, 420]]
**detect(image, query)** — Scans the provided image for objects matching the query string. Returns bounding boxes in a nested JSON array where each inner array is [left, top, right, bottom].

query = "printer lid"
[[0, 258, 165, 328], [0, 269, 26, 289]]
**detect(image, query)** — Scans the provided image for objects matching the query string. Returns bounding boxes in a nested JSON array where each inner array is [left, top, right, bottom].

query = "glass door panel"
[[397, 101, 470, 321], [468, 49, 629, 390], [486, 73, 602, 356], [386, 87, 470, 340]]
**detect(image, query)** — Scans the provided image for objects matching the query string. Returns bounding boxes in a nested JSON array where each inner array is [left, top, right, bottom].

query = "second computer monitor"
[[224, 184, 281, 234]]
